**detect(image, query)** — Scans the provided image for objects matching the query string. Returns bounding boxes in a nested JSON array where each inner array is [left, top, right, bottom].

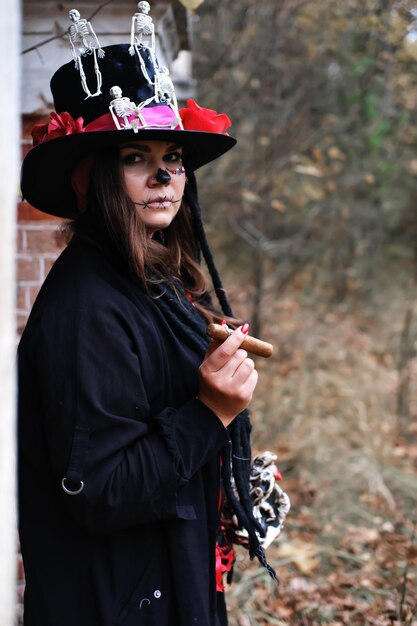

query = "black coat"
[[18, 235, 231, 626]]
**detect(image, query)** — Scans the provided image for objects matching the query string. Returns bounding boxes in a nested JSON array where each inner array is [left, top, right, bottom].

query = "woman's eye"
[[165, 151, 182, 163], [120, 152, 145, 164]]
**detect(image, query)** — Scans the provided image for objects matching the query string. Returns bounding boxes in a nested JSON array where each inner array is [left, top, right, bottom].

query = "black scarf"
[[152, 277, 278, 582]]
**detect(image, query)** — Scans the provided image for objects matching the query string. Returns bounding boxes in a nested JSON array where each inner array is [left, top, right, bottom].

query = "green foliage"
[[352, 57, 375, 75], [368, 120, 392, 148], [364, 92, 380, 121], [377, 161, 399, 175]]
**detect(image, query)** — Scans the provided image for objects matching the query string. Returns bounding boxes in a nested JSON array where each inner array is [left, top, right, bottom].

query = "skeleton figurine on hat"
[[108, 86, 137, 130], [68, 9, 105, 98], [155, 66, 178, 110], [129, 1, 156, 85]]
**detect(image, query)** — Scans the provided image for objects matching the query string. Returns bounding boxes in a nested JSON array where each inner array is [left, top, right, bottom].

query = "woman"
[[18, 7, 272, 626]]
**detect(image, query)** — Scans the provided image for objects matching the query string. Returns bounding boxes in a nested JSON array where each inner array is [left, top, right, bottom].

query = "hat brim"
[[21, 128, 236, 218]]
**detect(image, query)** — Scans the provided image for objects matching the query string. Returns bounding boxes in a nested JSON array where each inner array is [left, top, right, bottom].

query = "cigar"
[[207, 323, 273, 358]]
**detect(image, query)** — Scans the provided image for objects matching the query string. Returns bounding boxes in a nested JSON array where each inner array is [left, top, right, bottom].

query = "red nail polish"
[[221, 320, 227, 326], [241, 323, 250, 334]]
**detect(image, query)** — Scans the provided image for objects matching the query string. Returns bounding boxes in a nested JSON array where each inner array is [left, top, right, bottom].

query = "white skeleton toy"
[[109, 86, 137, 130], [250, 452, 291, 548], [68, 9, 105, 98], [155, 66, 178, 111], [128, 1, 156, 84], [222, 451, 291, 550]]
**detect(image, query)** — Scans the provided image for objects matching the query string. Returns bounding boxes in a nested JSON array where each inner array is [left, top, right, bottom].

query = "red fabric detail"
[[184, 292, 195, 307], [216, 461, 234, 592], [215, 536, 235, 592], [31, 98, 232, 149], [31, 112, 119, 147], [274, 466, 283, 481], [32, 112, 85, 146], [83, 112, 118, 132], [81, 110, 180, 133], [179, 100, 231, 135]]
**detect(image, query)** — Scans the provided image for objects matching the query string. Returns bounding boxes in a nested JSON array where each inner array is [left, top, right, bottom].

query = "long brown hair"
[[67, 146, 229, 322], [67, 146, 221, 320]]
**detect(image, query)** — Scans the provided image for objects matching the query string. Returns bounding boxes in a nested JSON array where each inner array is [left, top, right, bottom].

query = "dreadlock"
[[184, 173, 234, 318], [184, 171, 278, 581]]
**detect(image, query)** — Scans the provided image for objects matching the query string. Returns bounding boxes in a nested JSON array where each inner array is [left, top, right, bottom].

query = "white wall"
[[22, 1, 192, 115], [0, 0, 20, 624]]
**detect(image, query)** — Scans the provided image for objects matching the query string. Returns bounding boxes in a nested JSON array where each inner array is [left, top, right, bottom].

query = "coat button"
[[154, 589, 161, 599]]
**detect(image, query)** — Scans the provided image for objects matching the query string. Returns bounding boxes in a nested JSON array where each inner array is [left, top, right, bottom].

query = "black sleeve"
[[33, 301, 228, 533]]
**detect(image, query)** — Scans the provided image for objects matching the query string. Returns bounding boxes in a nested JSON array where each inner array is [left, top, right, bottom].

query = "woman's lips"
[[133, 196, 174, 209], [147, 197, 172, 208], [133, 195, 183, 209]]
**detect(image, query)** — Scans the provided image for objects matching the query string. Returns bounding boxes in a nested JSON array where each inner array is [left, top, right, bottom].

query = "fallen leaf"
[[271, 199, 286, 212], [328, 145, 347, 160], [241, 189, 261, 204], [364, 173, 375, 184], [311, 147, 325, 164], [407, 159, 417, 175], [293, 164, 324, 177], [325, 180, 338, 192], [403, 34, 417, 62], [278, 540, 322, 575]]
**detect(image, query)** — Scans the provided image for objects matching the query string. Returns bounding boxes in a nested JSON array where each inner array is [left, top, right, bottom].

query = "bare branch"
[[21, 0, 115, 55], [227, 216, 260, 247]]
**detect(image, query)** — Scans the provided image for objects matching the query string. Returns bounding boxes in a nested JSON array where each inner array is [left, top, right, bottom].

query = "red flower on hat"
[[32, 112, 85, 146], [179, 99, 231, 134]]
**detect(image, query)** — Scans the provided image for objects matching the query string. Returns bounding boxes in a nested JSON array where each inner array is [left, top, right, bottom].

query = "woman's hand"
[[197, 325, 258, 428]]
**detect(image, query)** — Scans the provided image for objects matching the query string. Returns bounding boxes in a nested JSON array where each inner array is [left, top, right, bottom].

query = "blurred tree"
[[192, 0, 417, 335]]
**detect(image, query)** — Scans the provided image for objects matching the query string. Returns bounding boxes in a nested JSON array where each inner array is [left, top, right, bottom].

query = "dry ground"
[[224, 272, 417, 626]]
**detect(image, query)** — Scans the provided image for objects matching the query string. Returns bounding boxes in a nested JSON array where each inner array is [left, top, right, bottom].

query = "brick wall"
[[16, 535, 24, 626], [16, 203, 65, 333]]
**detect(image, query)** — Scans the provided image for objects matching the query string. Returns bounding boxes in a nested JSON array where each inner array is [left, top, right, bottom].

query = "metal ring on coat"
[[61, 477, 84, 495]]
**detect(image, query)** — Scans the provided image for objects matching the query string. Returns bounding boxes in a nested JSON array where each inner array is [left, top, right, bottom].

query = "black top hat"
[[21, 14, 236, 218]]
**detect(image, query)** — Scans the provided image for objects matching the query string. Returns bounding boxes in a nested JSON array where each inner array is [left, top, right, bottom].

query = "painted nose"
[[155, 168, 171, 184]]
